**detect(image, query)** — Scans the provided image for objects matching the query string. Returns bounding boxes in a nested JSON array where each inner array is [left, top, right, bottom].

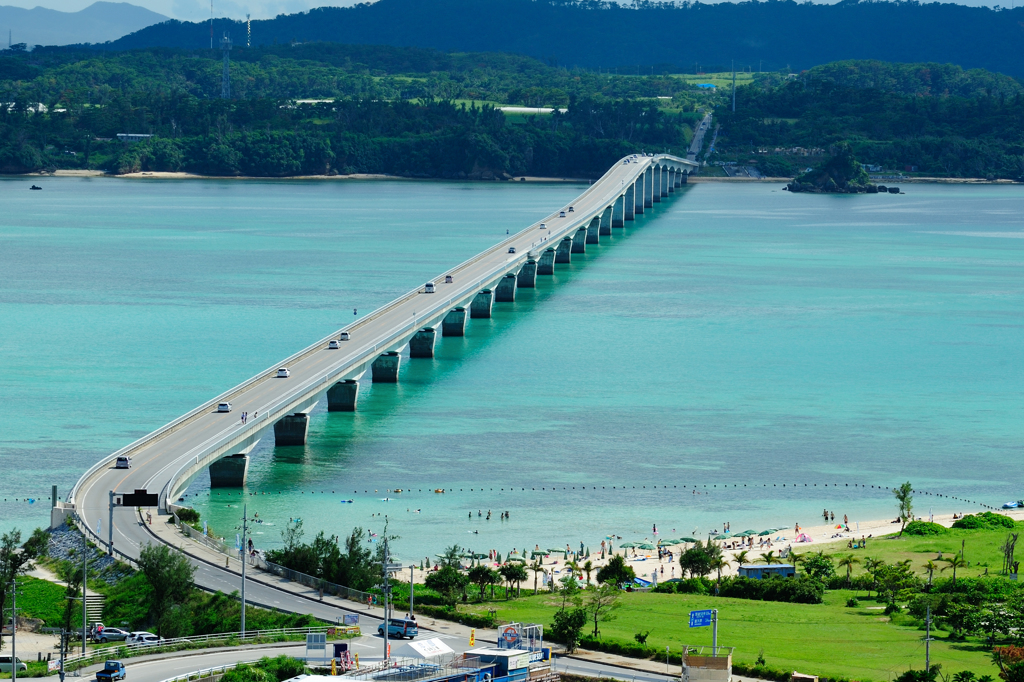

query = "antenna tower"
[[209, 0, 213, 48], [220, 32, 232, 98], [246, 14, 250, 47], [731, 60, 736, 112]]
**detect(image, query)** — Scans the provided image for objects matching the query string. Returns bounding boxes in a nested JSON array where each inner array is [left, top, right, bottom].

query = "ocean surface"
[[2, 176, 1022, 563]]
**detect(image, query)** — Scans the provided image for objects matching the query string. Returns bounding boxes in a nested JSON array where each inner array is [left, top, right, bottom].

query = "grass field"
[[674, 72, 756, 89], [15, 576, 66, 627], [463, 588, 997, 681], [816, 521, 1023, 582]]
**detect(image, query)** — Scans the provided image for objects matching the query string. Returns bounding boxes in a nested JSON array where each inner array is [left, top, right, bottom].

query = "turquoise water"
[[2, 177, 1022, 563]]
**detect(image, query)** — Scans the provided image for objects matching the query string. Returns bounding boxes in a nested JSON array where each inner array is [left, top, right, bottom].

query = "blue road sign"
[[689, 609, 713, 627]]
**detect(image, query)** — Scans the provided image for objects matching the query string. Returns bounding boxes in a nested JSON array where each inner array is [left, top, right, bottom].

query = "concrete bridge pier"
[[471, 289, 493, 318], [586, 216, 601, 244], [626, 182, 637, 219], [667, 169, 676, 193], [274, 413, 310, 446], [495, 273, 517, 302], [517, 260, 537, 287], [661, 168, 670, 198], [538, 248, 557, 274], [652, 166, 662, 203], [409, 327, 437, 358], [555, 237, 573, 263], [612, 195, 625, 228], [680, 171, 688, 185], [442, 307, 467, 336], [372, 351, 402, 382], [209, 454, 250, 488], [674, 170, 683, 188], [572, 227, 588, 253], [644, 168, 654, 208], [600, 206, 613, 235], [327, 379, 360, 411]]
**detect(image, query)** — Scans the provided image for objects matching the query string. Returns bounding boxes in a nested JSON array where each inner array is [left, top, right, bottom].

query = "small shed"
[[465, 648, 531, 680], [737, 564, 796, 579], [792, 673, 818, 682]]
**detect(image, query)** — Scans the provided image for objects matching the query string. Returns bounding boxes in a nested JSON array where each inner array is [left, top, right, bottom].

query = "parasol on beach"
[[637, 543, 656, 550], [618, 542, 638, 548], [741, 529, 758, 535], [679, 537, 697, 543], [758, 530, 773, 536]]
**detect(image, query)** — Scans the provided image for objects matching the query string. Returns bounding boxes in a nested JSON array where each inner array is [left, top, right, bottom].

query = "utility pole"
[[81, 530, 87, 655], [246, 14, 250, 47], [240, 504, 248, 635], [731, 61, 736, 113], [382, 534, 390, 663], [409, 565, 414, 618], [925, 603, 931, 672], [108, 491, 114, 553], [712, 609, 718, 656], [9, 579, 19, 682]]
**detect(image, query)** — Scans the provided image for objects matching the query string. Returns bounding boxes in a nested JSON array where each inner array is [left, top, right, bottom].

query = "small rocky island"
[[786, 144, 900, 194]]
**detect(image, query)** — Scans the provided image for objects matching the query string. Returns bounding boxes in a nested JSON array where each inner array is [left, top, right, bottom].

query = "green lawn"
[[463, 588, 998, 681], [16, 576, 66, 627], [816, 521, 1024, 582], [674, 72, 756, 89]]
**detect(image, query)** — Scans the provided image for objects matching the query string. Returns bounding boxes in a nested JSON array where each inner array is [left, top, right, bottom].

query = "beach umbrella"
[[680, 537, 697, 543], [758, 530, 773, 536], [618, 542, 638, 548], [637, 543, 656, 550], [741, 530, 758, 535]]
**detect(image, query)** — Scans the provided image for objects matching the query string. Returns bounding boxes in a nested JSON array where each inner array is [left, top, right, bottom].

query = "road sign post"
[[688, 609, 718, 656]]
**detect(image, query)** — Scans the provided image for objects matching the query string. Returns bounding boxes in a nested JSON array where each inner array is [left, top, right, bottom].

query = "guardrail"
[[159, 661, 244, 682], [62, 626, 356, 669], [262, 561, 374, 605]]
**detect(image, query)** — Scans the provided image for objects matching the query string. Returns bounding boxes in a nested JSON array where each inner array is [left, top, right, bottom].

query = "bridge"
[[65, 153, 697, 564]]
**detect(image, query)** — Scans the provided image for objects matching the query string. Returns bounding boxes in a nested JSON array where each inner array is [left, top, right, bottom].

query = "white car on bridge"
[[276, 368, 291, 378], [217, 402, 232, 413]]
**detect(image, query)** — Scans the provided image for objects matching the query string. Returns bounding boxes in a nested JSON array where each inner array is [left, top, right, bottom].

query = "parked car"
[[96, 628, 129, 643], [377, 618, 418, 640], [329, 340, 340, 349], [276, 368, 290, 378], [115, 456, 131, 469], [0, 657, 27, 673], [126, 632, 161, 646], [217, 402, 232, 413], [96, 660, 126, 682]]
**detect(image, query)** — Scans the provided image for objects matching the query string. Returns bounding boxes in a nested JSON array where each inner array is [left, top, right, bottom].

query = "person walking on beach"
[[843, 514, 848, 525]]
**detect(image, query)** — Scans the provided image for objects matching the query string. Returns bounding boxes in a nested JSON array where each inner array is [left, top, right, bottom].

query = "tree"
[[585, 583, 621, 638], [802, 552, 836, 582], [837, 554, 860, 587], [550, 606, 587, 653], [506, 563, 528, 597], [424, 565, 468, 608], [994, 645, 1024, 682], [710, 555, 731, 585], [941, 554, 968, 587], [758, 551, 781, 565], [438, 545, 462, 568], [922, 559, 938, 586], [680, 541, 720, 578], [582, 560, 594, 584], [468, 565, 497, 600], [596, 555, 635, 586], [499, 564, 517, 600], [894, 481, 914, 536], [529, 559, 543, 595], [734, 550, 751, 567], [0, 529, 31, 652], [136, 542, 196, 637]]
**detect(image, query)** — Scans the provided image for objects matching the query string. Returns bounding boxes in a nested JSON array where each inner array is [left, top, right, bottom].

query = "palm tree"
[[508, 563, 529, 597], [566, 560, 582, 580], [711, 556, 731, 585], [941, 554, 968, 586], [468, 564, 495, 600], [734, 550, 751, 568], [862, 557, 882, 597], [582, 560, 594, 585], [837, 554, 860, 587], [759, 551, 780, 565], [529, 559, 543, 594], [788, 550, 806, 574], [922, 559, 938, 586]]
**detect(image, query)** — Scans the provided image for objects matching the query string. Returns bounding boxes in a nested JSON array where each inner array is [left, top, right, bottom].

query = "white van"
[[424, 282, 435, 294]]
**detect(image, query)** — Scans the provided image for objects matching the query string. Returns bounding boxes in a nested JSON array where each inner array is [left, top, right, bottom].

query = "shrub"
[[884, 602, 902, 615], [719, 576, 824, 604], [846, 597, 860, 607], [952, 512, 1016, 530], [732, 662, 792, 682], [175, 507, 200, 524], [903, 521, 948, 536], [675, 577, 712, 594]]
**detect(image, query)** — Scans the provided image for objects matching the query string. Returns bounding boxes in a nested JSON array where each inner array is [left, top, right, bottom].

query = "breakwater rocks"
[[786, 181, 902, 194], [48, 523, 132, 584]]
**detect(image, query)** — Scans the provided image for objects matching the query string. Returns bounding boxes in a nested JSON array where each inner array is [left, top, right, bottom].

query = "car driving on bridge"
[[217, 402, 232, 412], [115, 456, 131, 469], [339, 332, 350, 341], [329, 340, 340, 349], [276, 368, 290, 378], [507, 247, 516, 254]]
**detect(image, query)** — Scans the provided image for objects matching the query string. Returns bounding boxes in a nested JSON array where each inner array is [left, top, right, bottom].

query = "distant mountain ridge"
[[0, 1, 166, 47], [89, 0, 1024, 79]]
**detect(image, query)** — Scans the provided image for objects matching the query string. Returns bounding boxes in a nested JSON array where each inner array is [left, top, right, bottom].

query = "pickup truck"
[[96, 660, 126, 682]]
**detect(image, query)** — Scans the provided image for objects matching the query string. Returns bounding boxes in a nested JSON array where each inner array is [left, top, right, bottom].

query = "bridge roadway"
[[66, 152, 696, 617]]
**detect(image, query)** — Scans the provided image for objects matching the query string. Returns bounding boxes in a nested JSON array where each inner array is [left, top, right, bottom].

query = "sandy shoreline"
[[10, 170, 1017, 185]]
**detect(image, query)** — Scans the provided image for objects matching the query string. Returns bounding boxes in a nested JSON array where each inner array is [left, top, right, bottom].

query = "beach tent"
[[795, 533, 813, 543]]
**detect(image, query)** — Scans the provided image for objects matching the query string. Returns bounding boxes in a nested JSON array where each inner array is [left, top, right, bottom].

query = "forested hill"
[[93, 0, 1024, 79]]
